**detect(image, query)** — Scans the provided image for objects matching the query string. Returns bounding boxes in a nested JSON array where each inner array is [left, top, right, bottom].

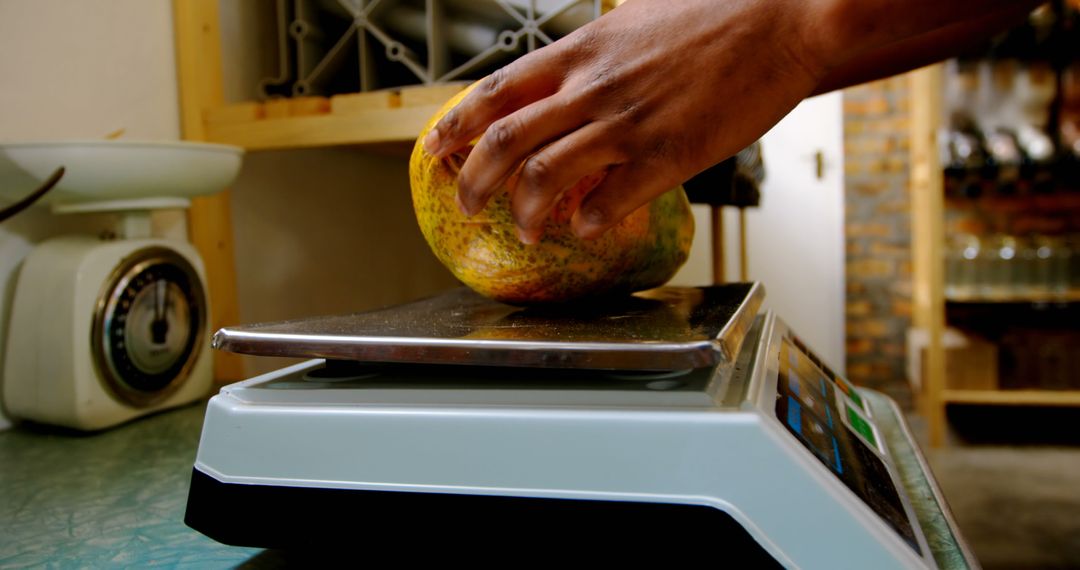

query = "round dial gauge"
[[93, 247, 206, 407]]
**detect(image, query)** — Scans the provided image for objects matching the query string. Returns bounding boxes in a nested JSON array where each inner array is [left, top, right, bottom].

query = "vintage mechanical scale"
[[1, 141, 242, 429]]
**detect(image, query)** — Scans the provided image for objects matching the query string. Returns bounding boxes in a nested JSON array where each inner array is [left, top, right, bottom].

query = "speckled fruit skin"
[[410, 85, 694, 305]]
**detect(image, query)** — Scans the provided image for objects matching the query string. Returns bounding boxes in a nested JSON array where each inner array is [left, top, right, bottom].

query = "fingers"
[[571, 161, 679, 240], [509, 121, 624, 244], [423, 56, 562, 159], [457, 93, 593, 218]]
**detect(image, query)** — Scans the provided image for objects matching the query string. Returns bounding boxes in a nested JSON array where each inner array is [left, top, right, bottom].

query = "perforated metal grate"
[[259, 0, 603, 98]]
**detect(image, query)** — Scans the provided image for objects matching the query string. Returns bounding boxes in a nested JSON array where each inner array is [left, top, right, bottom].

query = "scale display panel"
[[775, 336, 921, 555]]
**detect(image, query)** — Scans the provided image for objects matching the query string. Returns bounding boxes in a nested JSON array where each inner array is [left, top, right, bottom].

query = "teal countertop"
[[2, 391, 972, 568], [0, 402, 262, 568]]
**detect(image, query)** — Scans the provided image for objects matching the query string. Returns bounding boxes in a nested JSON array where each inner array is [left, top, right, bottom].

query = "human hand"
[[422, 0, 828, 243]]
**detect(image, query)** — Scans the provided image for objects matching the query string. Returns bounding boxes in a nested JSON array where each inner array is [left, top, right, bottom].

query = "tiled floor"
[[915, 408, 1080, 569]]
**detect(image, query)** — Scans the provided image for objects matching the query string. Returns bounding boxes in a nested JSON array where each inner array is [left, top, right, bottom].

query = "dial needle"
[[151, 279, 168, 344]]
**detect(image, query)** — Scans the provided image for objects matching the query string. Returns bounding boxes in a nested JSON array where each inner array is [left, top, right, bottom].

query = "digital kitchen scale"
[[185, 283, 976, 568]]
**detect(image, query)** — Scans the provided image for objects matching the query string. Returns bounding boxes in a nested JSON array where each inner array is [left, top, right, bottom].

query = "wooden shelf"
[[944, 389, 1080, 406], [945, 289, 1080, 304], [201, 83, 468, 151]]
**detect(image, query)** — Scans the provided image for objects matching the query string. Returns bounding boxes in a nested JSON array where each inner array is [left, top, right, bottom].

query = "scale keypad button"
[[845, 403, 878, 449]]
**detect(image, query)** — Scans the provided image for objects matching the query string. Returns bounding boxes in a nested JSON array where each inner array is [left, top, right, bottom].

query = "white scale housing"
[[4, 236, 212, 430], [185, 285, 975, 568]]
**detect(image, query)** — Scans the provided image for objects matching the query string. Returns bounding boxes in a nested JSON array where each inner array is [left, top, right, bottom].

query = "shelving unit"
[[910, 65, 949, 446], [172, 0, 478, 380], [200, 84, 468, 151], [174, 0, 244, 381], [943, 389, 1080, 406], [945, 289, 1080, 303], [911, 61, 1079, 446]]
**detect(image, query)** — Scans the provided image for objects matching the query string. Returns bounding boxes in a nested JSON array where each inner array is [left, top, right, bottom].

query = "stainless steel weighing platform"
[[185, 283, 977, 568]]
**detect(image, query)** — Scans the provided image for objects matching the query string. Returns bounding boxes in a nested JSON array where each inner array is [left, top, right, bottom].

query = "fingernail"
[[516, 226, 538, 245], [455, 191, 472, 217], [572, 219, 601, 241], [424, 128, 442, 156]]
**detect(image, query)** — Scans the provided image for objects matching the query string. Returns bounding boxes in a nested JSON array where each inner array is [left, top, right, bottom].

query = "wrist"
[[798, 0, 878, 77], [805, 0, 1038, 76]]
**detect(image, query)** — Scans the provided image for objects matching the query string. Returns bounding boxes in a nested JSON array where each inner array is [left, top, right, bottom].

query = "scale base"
[[185, 467, 777, 563]]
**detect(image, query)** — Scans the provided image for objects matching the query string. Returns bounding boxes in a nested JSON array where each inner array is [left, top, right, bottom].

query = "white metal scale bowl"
[[185, 283, 976, 568]]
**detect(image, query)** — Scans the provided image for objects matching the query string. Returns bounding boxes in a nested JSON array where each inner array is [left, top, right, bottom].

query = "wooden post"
[[173, 0, 245, 382], [910, 65, 947, 446], [711, 205, 725, 284], [738, 207, 748, 282]]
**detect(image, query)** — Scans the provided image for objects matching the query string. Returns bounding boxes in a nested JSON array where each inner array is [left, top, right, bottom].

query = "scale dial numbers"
[[92, 247, 206, 407]]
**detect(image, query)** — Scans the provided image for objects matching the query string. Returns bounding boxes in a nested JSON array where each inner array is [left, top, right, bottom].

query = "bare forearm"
[[811, 0, 1041, 68], [423, 0, 1050, 242], [812, 0, 1044, 94]]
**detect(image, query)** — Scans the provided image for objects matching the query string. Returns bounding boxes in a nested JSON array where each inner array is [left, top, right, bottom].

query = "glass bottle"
[[1032, 235, 1069, 296], [1016, 235, 1037, 296], [981, 235, 1017, 298], [947, 234, 981, 299]]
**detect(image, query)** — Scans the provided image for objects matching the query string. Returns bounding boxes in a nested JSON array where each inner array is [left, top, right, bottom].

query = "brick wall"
[[843, 76, 915, 408]]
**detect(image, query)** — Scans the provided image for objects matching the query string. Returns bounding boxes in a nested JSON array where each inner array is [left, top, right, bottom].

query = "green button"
[[846, 404, 878, 448], [838, 378, 866, 410]]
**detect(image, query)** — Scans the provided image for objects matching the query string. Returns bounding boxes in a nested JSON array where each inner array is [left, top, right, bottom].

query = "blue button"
[[832, 436, 843, 474], [786, 396, 802, 435]]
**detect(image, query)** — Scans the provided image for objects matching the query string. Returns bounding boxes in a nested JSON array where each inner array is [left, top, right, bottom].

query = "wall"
[[0, 2, 181, 141], [226, 147, 461, 375], [749, 93, 847, 370], [217, 1, 461, 375], [0, 2, 463, 405], [0, 1, 182, 429], [842, 77, 915, 407]]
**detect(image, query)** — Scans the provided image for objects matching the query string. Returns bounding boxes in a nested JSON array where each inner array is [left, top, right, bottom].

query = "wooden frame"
[[909, 65, 947, 446], [174, 0, 244, 381], [909, 64, 1080, 446], [171, 1, 479, 381]]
